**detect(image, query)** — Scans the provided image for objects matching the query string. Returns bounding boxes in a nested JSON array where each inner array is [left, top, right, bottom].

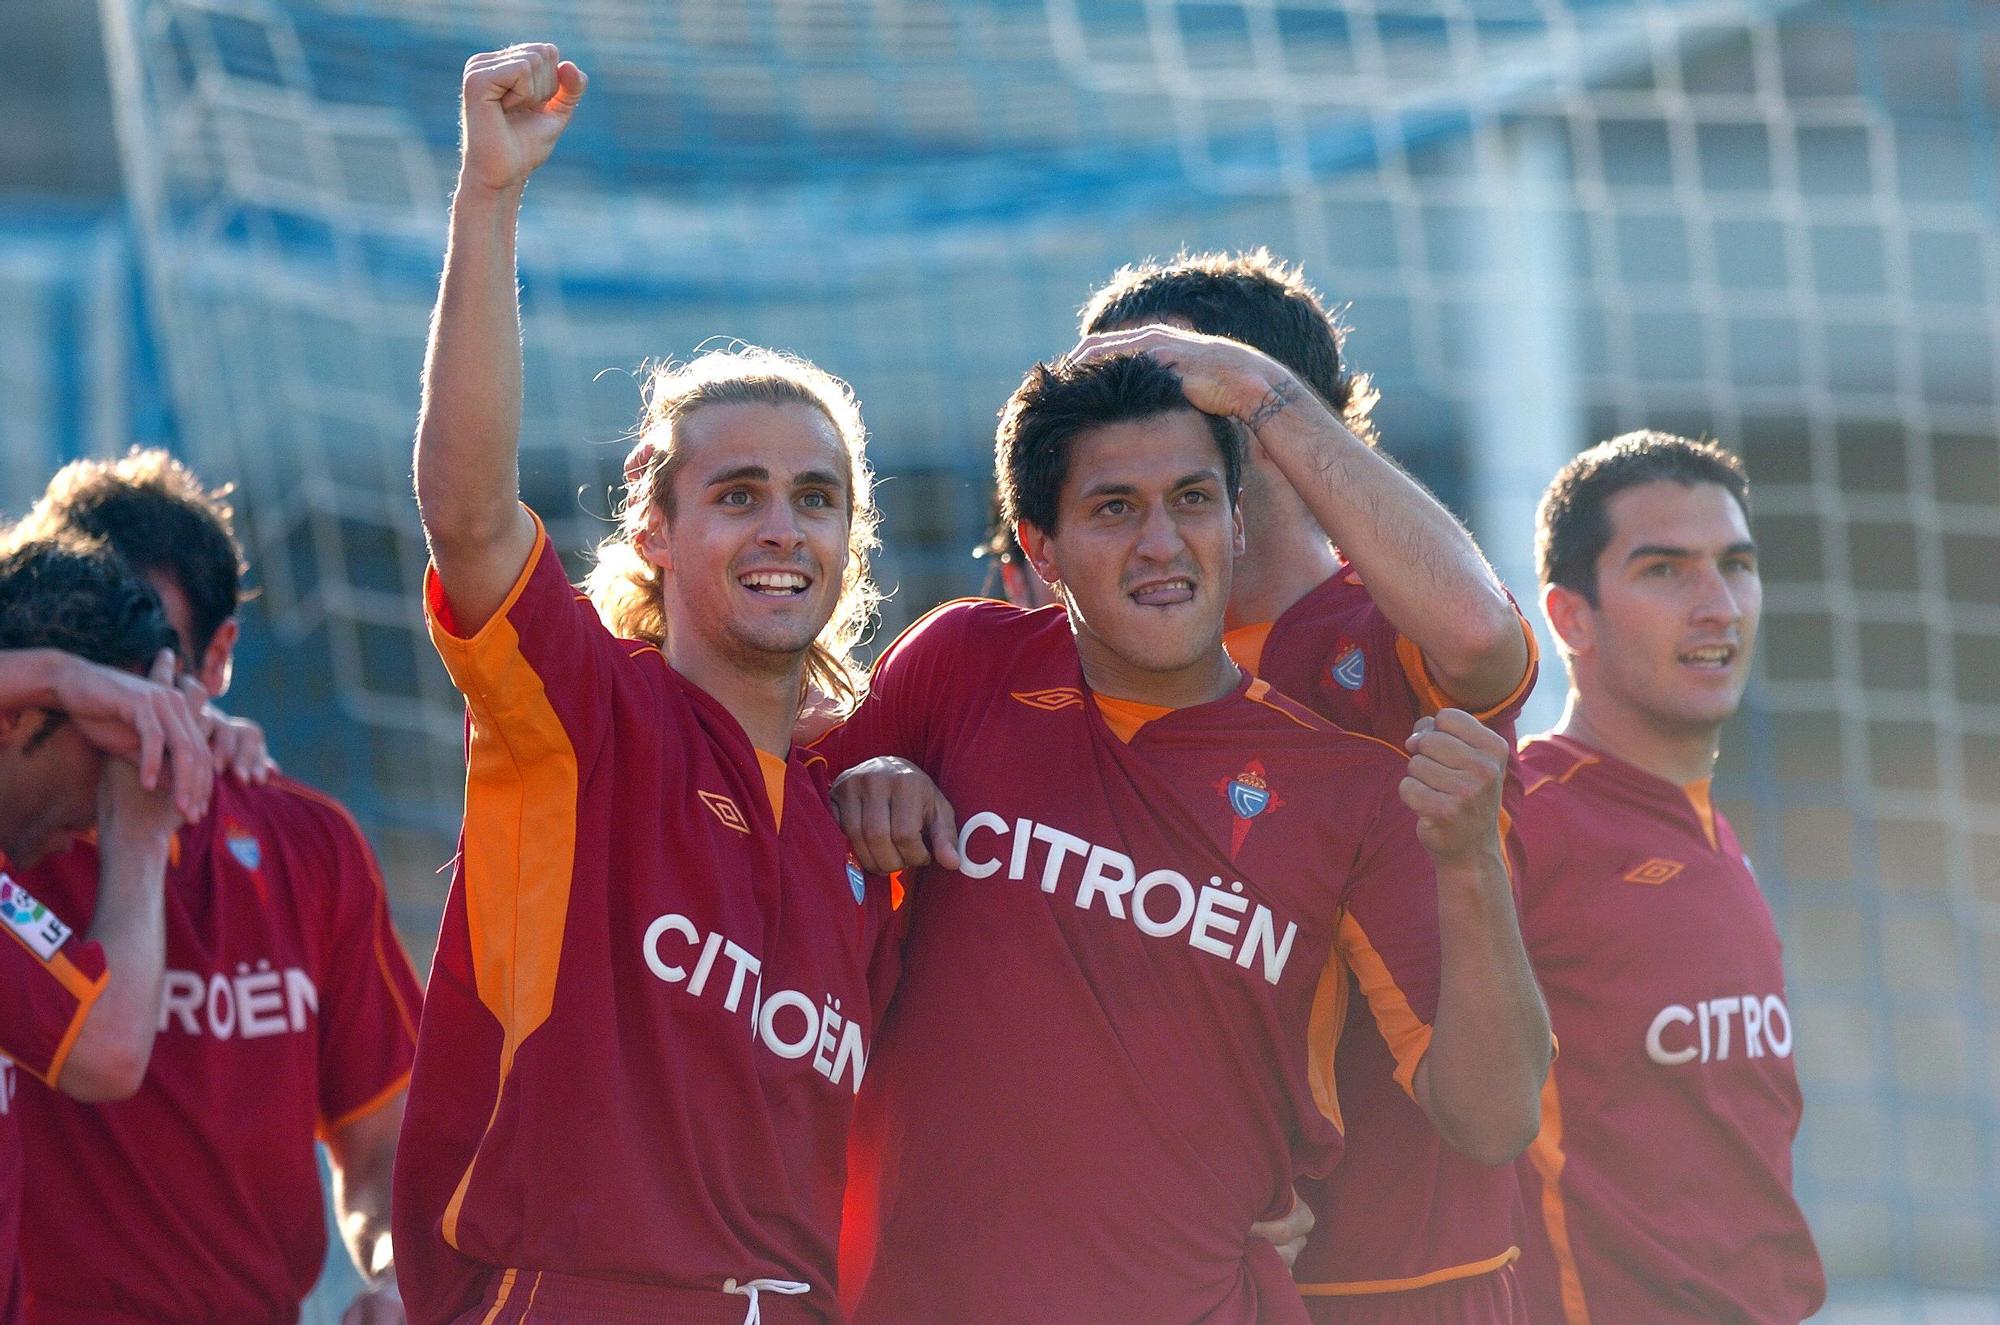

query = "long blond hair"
[[584, 346, 883, 713]]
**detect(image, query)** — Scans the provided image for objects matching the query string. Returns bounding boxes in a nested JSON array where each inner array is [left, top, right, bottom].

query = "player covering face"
[[0, 536, 211, 1325], [1515, 433, 1823, 1324], [9, 450, 421, 1325], [819, 349, 1548, 1324], [395, 44, 897, 1325]]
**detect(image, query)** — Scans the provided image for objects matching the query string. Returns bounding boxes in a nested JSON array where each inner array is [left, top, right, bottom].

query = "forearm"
[[1256, 400, 1527, 708], [329, 1100, 404, 1286], [1413, 849, 1550, 1165], [413, 182, 536, 594], [0, 649, 64, 712], [58, 826, 170, 1101]]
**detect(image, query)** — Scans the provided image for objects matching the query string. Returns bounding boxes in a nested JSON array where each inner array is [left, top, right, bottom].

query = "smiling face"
[[1551, 479, 1761, 741], [1017, 409, 1244, 696], [638, 400, 852, 682]]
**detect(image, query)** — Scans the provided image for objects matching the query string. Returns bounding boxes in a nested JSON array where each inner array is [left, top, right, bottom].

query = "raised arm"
[[1398, 711, 1550, 1163], [1072, 326, 1529, 711], [57, 757, 182, 1100], [414, 44, 586, 633]]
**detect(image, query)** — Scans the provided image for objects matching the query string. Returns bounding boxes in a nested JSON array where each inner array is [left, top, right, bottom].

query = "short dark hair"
[[14, 449, 247, 656], [997, 354, 1242, 536], [1537, 431, 1752, 604], [1079, 248, 1379, 444], [0, 533, 178, 671]]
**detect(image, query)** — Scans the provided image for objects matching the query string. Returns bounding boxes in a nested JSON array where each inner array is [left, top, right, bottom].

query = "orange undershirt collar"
[[1682, 778, 1718, 851], [1223, 621, 1274, 677], [1093, 693, 1174, 743], [755, 750, 788, 831]]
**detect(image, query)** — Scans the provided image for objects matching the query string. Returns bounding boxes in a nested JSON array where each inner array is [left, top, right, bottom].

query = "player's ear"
[[1230, 500, 1246, 559], [635, 505, 673, 573], [201, 617, 238, 699], [1543, 581, 1593, 658], [1014, 520, 1059, 592]]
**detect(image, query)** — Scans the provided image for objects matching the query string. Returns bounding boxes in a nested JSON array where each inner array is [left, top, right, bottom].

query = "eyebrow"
[[1079, 469, 1222, 499], [1625, 540, 1759, 562], [702, 465, 847, 492]]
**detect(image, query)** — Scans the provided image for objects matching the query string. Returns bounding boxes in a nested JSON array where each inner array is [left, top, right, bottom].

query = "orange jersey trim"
[[477, 1268, 520, 1325], [1092, 693, 1172, 743], [277, 779, 423, 1044], [1305, 945, 1349, 1131], [1682, 779, 1719, 851], [2, 925, 109, 1088], [426, 513, 581, 1249], [1522, 748, 1598, 798], [1395, 612, 1540, 720], [40, 951, 109, 1089], [756, 750, 788, 831], [1223, 621, 1274, 677], [1337, 912, 1433, 1099], [1527, 1073, 1593, 1325], [1298, 1245, 1521, 1296], [318, 1069, 411, 1141]]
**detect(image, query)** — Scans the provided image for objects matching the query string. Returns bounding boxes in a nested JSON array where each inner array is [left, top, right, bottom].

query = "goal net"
[[97, 0, 1998, 1308]]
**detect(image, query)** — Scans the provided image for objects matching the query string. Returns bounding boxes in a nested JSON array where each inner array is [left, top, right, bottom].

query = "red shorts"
[[1302, 1262, 1527, 1325], [453, 1267, 827, 1325]]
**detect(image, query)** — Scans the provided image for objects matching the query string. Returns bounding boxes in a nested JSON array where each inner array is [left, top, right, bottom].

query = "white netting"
[[98, 0, 1998, 1307]]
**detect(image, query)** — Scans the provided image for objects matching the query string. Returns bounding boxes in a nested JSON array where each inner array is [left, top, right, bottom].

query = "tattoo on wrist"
[[1244, 379, 1300, 431]]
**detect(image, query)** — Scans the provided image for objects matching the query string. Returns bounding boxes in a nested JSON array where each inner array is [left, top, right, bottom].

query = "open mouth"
[[1129, 577, 1195, 607], [740, 570, 811, 597], [1678, 644, 1736, 670]]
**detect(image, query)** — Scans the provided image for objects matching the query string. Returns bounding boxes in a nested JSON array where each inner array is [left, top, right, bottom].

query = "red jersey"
[[1513, 734, 1824, 1325], [1231, 567, 1539, 1319], [12, 772, 422, 1325], [395, 516, 897, 1325], [1, 871, 108, 1325], [817, 599, 1441, 1325]]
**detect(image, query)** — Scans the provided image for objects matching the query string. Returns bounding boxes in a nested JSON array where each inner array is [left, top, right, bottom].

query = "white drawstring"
[[722, 1277, 810, 1325]]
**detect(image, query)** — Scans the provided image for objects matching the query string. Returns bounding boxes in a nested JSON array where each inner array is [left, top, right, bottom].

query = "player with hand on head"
[[396, 43, 897, 1325], [1515, 434, 1823, 1325], [1070, 253, 1544, 1322], [8, 450, 423, 1325], [819, 350, 1546, 1325], [0, 535, 210, 1325]]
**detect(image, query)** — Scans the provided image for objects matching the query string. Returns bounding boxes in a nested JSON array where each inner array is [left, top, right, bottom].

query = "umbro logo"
[[1011, 688, 1084, 713], [699, 791, 751, 834], [1623, 857, 1685, 886]]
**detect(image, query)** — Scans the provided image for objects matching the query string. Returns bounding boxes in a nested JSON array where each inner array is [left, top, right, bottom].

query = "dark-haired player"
[[10, 450, 424, 1325], [395, 44, 897, 1325], [0, 534, 209, 1325], [1515, 433, 1823, 1324], [821, 347, 1547, 1324], [1078, 253, 1540, 1321]]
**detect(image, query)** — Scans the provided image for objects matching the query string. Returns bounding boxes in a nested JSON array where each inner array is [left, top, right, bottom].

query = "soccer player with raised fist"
[[817, 350, 1548, 1324], [1075, 256, 1544, 1323], [394, 44, 897, 1325], [1515, 434, 1823, 1324]]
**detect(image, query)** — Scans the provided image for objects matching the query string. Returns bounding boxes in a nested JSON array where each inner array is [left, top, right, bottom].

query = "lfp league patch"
[[846, 857, 867, 904], [0, 873, 73, 961]]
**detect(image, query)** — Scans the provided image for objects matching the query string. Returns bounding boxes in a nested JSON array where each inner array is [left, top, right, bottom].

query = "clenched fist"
[[1399, 709, 1510, 869], [458, 43, 587, 193]]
